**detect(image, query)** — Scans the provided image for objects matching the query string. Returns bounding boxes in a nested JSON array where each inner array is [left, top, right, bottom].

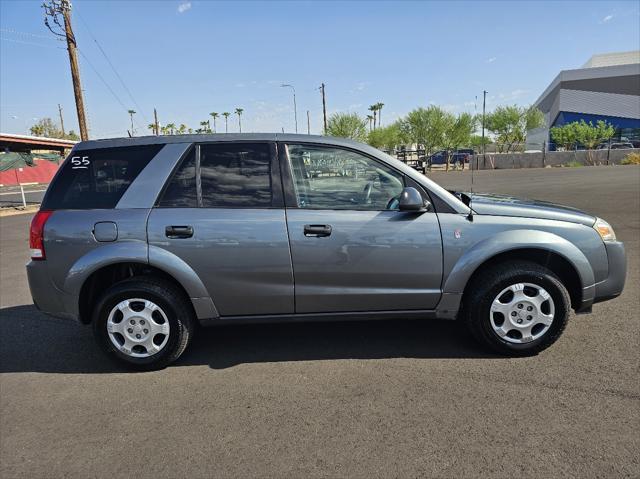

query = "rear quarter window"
[[42, 145, 162, 210]]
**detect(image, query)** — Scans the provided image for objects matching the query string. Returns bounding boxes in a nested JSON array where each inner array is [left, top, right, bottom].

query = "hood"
[[455, 192, 596, 226]]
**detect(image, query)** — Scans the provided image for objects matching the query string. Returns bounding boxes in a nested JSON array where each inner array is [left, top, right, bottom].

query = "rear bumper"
[[593, 241, 627, 303], [26, 260, 78, 322]]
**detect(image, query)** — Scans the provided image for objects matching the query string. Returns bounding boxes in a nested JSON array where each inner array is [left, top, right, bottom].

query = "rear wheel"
[[462, 261, 571, 356], [93, 277, 195, 370]]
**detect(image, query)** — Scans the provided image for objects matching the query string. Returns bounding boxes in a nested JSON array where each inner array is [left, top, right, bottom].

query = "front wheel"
[[93, 277, 195, 370], [461, 261, 571, 356]]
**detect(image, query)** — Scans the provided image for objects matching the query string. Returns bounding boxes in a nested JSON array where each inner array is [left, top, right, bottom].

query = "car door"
[[147, 142, 294, 316], [281, 142, 443, 314]]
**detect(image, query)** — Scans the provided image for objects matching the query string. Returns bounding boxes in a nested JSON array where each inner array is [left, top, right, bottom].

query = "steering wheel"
[[386, 196, 400, 210], [362, 182, 373, 204]]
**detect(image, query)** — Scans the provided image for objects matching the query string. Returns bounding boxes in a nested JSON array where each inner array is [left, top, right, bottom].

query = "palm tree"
[[165, 123, 176, 135], [210, 112, 219, 133], [147, 123, 156, 134], [235, 108, 244, 133], [178, 124, 187, 135], [222, 112, 231, 133], [375, 102, 384, 128], [128, 109, 136, 136], [366, 115, 374, 132], [368, 105, 377, 130], [200, 120, 209, 133]]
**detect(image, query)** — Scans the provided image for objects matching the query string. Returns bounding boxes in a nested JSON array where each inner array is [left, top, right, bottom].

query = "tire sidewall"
[[475, 269, 569, 353], [93, 283, 185, 368]]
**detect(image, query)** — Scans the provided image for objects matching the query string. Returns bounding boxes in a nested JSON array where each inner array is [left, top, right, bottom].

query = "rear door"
[[281, 143, 443, 314], [147, 142, 294, 316]]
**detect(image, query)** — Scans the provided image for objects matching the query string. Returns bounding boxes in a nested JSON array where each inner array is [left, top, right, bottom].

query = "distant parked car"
[[429, 149, 475, 167], [610, 142, 635, 150]]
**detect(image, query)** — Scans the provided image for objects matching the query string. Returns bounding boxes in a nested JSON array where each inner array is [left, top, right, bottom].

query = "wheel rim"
[[489, 282, 555, 344], [106, 298, 170, 358]]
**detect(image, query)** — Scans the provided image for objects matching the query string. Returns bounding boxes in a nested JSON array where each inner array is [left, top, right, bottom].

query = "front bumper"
[[593, 241, 627, 303]]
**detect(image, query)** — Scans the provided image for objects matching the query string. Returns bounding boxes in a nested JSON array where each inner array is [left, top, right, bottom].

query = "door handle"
[[165, 225, 194, 239], [304, 224, 332, 237]]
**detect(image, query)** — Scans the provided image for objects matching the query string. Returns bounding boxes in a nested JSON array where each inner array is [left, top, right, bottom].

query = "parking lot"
[[1, 165, 638, 478]]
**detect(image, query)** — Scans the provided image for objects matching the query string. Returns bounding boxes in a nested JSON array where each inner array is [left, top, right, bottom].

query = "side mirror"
[[399, 187, 430, 212]]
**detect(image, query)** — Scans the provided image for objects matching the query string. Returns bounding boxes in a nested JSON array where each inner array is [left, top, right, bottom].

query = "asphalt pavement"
[[1, 165, 638, 478]]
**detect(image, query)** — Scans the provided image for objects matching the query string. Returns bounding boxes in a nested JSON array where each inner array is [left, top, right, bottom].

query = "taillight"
[[29, 210, 53, 260]]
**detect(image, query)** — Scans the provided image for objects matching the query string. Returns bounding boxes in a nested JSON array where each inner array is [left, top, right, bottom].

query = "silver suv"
[[27, 134, 626, 369]]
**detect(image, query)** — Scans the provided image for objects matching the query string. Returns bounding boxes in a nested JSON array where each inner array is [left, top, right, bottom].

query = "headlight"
[[594, 217, 617, 242]]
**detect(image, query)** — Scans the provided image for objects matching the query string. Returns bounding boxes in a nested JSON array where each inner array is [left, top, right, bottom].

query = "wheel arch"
[[67, 244, 218, 323], [443, 230, 595, 312]]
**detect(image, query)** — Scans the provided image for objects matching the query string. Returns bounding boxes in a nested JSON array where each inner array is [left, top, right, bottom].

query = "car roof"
[[73, 133, 368, 152]]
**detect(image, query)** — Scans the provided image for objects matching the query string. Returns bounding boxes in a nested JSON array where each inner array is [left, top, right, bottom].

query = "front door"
[[282, 143, 443, 314], [147, 142, 294, 316]]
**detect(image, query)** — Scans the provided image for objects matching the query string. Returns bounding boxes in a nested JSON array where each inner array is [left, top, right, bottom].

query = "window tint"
[[157, 149, 197, 207], [200, 143, 272, 208], [286, 144, 404, 210], [42, 145, 162, 210]]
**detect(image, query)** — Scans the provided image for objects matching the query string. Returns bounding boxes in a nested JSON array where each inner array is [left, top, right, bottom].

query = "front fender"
[[442, 229, 595, 301]]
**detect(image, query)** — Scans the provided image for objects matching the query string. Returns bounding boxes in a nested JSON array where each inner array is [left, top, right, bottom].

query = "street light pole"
[[281, 84, 298, 133]]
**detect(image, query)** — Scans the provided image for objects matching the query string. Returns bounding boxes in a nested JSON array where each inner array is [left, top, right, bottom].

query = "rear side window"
[[157, 148, 197, 208], [200, 143, 272, 208], [42, 145, 162, 210], [157, 143, 275, 208]]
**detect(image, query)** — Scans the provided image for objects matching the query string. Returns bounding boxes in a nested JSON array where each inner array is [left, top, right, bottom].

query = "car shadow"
[[0, 304, 499, 374]]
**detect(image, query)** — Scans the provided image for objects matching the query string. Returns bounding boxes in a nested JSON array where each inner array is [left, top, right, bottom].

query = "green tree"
[[485, 105, 544, 152], [177, 124, 188, 135], [398, 106, 448, 157], [29, 117, 79, 140], [325, 112, 368, 141], [441, 112, 476, 169], [165, 123, 176, 135], [367, 121, 403, 150]]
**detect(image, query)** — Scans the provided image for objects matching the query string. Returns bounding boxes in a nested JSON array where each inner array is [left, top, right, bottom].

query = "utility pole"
[[58, 103, 65, 135], [281, 84, 298, 133], [43, 0, 89, 140], [307, 110, 310, 135], [128, 109, 136, 136], [320, 83, 327, 134], [482, 90, 487, 169], [154, 108, 159, 135]]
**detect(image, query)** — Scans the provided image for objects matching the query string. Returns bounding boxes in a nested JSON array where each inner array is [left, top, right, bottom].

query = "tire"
[[461, 261, 571, 356], [92, 276, 195, 370]]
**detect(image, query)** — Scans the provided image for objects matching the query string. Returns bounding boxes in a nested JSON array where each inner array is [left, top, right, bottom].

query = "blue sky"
[[1, 0, 638, 138]]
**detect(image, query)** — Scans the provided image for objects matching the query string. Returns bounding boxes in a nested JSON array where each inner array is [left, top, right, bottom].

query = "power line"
[[76, 47, 143, 131], [74, 8, 149, 123], [0, 36, 65, 49]]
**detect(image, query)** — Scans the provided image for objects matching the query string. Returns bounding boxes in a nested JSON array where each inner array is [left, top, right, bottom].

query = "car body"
[[26, 134, 627, 369]]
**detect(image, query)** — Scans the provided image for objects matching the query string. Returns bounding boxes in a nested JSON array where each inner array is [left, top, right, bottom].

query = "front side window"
[[286, 144, 404, 210], [200, 143, 272, 208]]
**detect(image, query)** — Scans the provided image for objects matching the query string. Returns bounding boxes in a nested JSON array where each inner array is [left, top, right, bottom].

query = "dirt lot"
[[1, 166, 638, 478]]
